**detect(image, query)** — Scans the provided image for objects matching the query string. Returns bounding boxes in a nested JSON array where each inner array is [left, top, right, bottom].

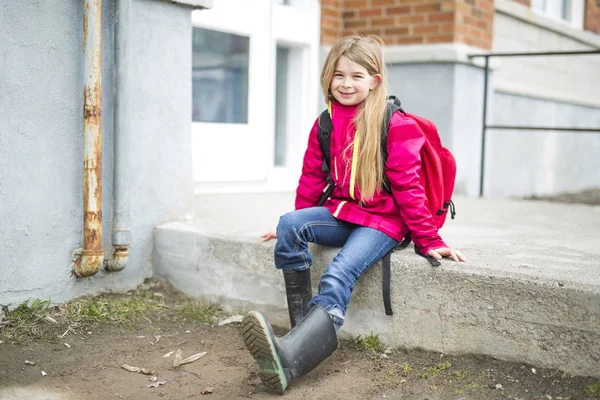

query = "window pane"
[[274, 47, 289, 166], [562, 0, 572, 21], [192, 28, 250, 123]]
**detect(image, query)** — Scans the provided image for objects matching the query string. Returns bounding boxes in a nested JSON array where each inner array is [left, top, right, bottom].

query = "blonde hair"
[[320, 35, 388, 202]]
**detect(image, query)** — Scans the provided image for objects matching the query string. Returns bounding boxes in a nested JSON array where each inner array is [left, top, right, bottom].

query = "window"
[[531, 0, 583, 28], [274, 46, 289, 166], [192, 28, 250, 123], [274, 0, 291, 4]]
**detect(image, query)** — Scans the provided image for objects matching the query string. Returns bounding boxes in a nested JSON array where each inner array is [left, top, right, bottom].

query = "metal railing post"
[[479, 56, 489, 198]]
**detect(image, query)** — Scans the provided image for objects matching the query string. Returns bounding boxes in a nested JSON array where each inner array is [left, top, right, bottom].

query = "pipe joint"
[[73, 249, 104, 277], [104, 245, 129, 272]]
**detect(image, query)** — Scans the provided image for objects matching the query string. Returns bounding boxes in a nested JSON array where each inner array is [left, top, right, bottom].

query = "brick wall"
[[584, 0, 600, 34], [321, 0, 344, 45], [320, 0, 494, 49]]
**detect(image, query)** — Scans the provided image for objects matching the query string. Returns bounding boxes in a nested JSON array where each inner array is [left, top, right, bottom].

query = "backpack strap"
[[382, 252, 393, 315], [381, 96, 404, 194], [317, 106, 336, 206]]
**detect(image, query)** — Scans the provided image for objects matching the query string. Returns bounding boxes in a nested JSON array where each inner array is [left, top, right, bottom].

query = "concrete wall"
[[0, 0, 195, 307], [486, 91, 600, 197], [494, 0, 600, 108], [485, 0, 600, 197], [387, 62, 485, 197]]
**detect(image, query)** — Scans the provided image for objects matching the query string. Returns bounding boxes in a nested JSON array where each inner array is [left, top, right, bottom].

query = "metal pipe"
[[485, 125, 600, 133], [478, 56, 489, 198], [74, 0, 104, 277], [105, 0, 132, 272], [468, 49, 600, 58]]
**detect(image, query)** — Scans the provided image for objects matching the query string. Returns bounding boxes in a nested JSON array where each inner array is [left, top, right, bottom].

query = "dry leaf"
[[140, 368, 155, 375], [44, 316, 58, 324], [24, 360, 35, 366], [121, 364, 141, 373], [180, 352, 207, 366], [162, 350, 175, 358], [200, 386, 214, 395], [173, 349, 183, 367], [148, 381, 167, 388], [218, 315, 244, 326]]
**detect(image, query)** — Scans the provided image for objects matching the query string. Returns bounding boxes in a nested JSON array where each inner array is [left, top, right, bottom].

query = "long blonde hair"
[[320, 35, 388, 202]]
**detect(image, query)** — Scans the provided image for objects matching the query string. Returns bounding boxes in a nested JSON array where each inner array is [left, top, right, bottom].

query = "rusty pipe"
[[74, 0, 104, 278]]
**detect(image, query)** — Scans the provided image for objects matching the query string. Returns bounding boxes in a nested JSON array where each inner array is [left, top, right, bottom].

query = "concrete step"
[[153, 192, 600, 378]]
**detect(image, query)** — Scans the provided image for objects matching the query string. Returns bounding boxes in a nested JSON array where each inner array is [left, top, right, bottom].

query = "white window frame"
[[531, 0, 584, 29]]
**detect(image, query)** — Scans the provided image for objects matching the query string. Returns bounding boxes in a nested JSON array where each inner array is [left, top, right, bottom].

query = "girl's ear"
[[370, 74, 382, 90]]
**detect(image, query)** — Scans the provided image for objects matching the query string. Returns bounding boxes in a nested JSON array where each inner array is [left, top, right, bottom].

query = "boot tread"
[[242, 312, 287, 395]]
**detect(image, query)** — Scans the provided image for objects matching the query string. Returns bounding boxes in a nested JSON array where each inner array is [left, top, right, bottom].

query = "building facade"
[[193, 0, 600, 198]]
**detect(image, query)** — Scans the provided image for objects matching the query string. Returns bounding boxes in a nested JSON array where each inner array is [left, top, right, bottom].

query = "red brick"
[[585, 0, 600, 34], [397, 14, 426, 24], [429, 12, 455, 22], [414, 4, 441, 13], [426, 33, 454, 43], [346, 0, 368, 9], [384, 26, 410, 35], [440, 22, 455, 33], [394, 36, 425, 45], [413, 24, 440, 34], [386, 6, 411, 15], [345, 19, 368, 29], [371, 17, 396, 27], [342, 10, 356, 19], [359, 8, 383, 17], [371, 0, 396, 6]]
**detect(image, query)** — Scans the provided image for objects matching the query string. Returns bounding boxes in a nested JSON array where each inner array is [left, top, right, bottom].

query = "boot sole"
[[242, 311, 288, 394]]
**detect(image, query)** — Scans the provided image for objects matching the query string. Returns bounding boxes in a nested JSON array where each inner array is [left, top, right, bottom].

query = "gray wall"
[[387, 62, 600, 198], [387, 62, 485, 197], [486, 92, 600, 198], [0, 0, 194, 306]]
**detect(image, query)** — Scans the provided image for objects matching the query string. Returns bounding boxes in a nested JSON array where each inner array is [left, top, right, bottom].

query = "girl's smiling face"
[[330, 55, 381, 106]]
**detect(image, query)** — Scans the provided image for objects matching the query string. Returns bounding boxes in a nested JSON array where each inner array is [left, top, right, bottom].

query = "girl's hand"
[[428, 248, 466, 262], [261, 231, 277, 242]]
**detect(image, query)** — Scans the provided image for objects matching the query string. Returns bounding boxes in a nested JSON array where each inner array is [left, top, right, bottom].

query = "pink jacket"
[[295, 101, 447, 256]]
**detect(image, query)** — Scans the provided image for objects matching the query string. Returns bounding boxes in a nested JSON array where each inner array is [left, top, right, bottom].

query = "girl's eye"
[[334, 73, 343, 77], [353, 75, 363, 79]]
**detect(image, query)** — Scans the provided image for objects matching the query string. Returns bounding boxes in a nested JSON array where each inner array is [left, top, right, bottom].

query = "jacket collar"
[[329, 100, 360, 118]]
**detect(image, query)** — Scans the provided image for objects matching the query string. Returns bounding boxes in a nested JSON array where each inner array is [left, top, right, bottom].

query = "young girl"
[[242, 35, 466, 395]]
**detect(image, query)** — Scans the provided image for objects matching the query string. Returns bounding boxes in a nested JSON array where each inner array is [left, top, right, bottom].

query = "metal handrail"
[[468, 49, 600, 197]]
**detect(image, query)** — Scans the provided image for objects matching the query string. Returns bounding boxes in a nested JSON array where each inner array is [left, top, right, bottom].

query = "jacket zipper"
[[349, 132, 360, 201]]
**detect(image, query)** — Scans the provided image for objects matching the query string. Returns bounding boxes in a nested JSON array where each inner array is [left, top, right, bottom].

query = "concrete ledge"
[[167, 0, 212, 9], [153, 193, 600, 378]]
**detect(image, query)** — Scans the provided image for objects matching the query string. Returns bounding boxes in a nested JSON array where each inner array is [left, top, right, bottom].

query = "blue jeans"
[[274, 207, 399, 330]]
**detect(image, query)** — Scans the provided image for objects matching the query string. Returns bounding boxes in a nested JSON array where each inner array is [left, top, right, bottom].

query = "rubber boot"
[[242, 305, 338, 394], [282, 269, 312, 328]]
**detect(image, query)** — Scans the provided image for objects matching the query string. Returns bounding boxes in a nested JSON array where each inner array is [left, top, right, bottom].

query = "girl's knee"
[[277, 210, 303, 234]]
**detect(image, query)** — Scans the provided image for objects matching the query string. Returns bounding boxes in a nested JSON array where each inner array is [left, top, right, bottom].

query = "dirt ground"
[[1, 279, 599, 400], [1, 190, 599, 400]]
